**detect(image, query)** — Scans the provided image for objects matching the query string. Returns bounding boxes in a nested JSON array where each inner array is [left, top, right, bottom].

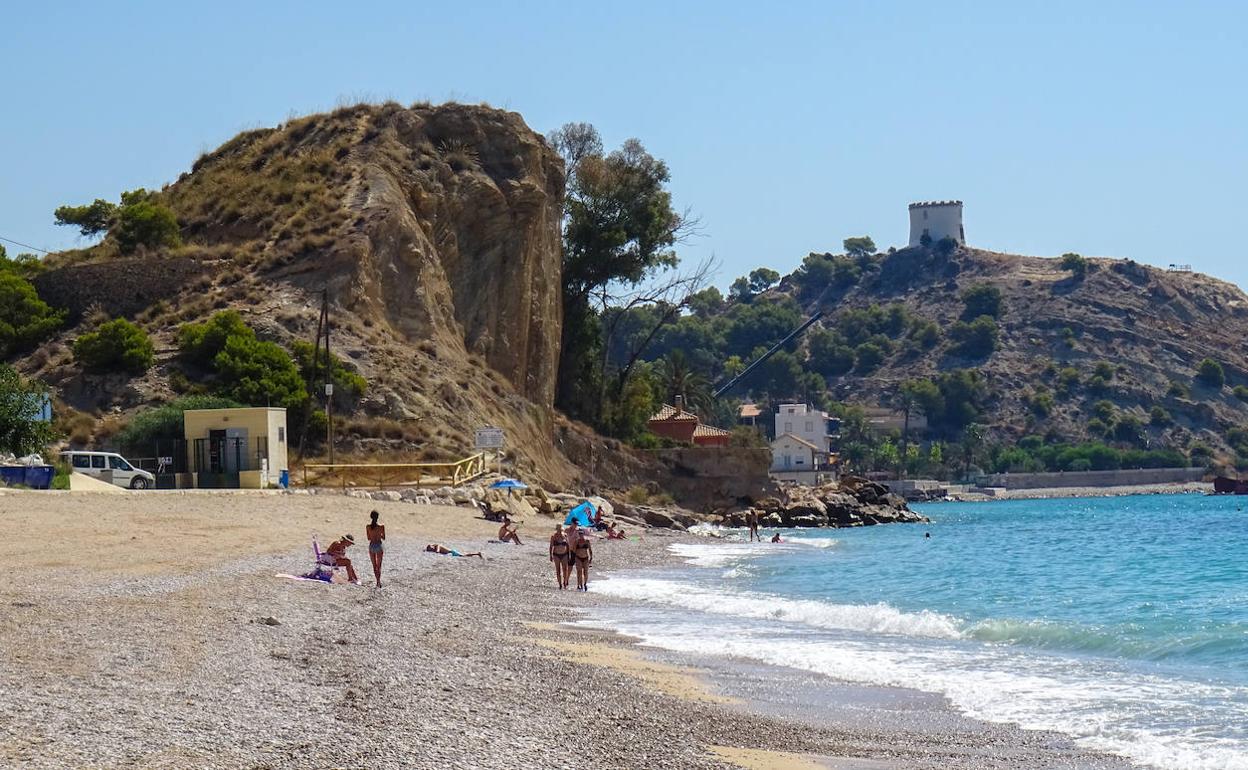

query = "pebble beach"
[[0, 490, 1128, 769]]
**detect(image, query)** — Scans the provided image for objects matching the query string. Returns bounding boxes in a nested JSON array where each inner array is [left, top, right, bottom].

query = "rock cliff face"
[[336, 105, 564, 406]]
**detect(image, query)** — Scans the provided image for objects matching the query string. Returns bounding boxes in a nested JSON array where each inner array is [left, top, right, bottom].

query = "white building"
[[771, 433, 818, 471], [774, 403, 833, 450], [908, 200, 964, 247]]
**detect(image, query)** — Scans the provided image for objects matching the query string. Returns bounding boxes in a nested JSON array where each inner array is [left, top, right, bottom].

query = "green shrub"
[[213, 335, 308, 410], [55, 188, 181, 253], [116, 395, 242, 450], [1167, 380, 1190, 398], [115, 197, 181, 253], [1149, 406, 1172, 426], [1060, 252, 1088, 277], [0, 272, 65, 358], [1056, 367, 1081, 396], [1196, 358, 1225, 388], [854, 342, 886, 373], [1029, 389, 1054, 418], [1234, 385, 1248, 402], [1093, 361, 1115, 380], [1086, 417, 1108, 436], [960, 284, 1004, 321], [72, 318, 154, 374], [1087, 375, 1109, 394], [948, 315, 998, 358], [1092, 399, 1116, 421], [178, 310, 255, 366], [51, 461, 71, 490], [909, 319, 941, 349], [291, 340, 367, 412], [807, 328, 855, 377], [1112, 414, 1145, 445]]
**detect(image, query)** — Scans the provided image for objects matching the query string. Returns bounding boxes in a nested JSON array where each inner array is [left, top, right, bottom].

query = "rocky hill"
[[781, 245, 1248, 460], [18, 102, 632, 488]]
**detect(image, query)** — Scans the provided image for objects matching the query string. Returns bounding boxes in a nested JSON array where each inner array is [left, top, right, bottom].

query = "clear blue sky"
[[3, 1, 1246, 291]]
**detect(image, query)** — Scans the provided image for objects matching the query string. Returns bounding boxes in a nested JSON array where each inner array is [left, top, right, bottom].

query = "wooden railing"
[[301, 452, 490, 489]]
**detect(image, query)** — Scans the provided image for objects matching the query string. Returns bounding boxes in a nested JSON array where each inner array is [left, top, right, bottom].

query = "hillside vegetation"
[[608, 242, 1248, 475]]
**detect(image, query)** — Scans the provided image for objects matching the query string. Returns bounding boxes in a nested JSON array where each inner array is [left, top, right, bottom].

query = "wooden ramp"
[[301, 453, 490, 490]]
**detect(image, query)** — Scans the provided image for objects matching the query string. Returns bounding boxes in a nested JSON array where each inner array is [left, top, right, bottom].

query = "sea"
[[582, 494, 1248, 769]]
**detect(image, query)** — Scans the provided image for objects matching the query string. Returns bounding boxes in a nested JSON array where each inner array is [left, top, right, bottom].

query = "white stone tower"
[[908, 200, 964, 247]]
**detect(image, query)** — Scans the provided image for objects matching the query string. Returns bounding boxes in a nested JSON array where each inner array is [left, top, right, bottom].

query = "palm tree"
[[660, 350, 713, 415]]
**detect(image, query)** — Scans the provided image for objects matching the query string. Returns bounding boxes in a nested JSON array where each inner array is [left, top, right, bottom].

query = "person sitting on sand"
[[324, 534, 359, 583], [425, 543, 483, 559], [498, 517, 523, 545], [549, 524, 570, 589], [770, 532, 782, 543], [365, 510, 385, 588], [605, 521, 625, 540]]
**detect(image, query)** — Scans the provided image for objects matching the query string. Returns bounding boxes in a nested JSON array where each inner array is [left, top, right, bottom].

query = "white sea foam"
[[586, 576, 1248, 770], [592, 576, 964, 639], [666, 538, 837, 568]]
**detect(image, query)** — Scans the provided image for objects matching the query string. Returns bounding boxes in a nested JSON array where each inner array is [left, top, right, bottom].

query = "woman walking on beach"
[[572, 527, 593, 591], [549, 524, 570, 589], [366, 510, 385, 588]]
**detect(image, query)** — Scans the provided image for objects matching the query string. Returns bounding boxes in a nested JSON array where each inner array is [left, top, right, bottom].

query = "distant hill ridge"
[[769, 243, 1248, 459]]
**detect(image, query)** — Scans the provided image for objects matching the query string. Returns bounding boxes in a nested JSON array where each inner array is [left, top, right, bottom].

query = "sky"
[[3, 1, 1246, 291]]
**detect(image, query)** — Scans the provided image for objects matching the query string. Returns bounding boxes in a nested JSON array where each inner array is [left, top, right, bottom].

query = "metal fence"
[[191, 437, 269, 474]]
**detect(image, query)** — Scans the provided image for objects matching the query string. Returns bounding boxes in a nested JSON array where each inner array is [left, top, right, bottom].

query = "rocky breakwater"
[[722, 477, 929, 529]]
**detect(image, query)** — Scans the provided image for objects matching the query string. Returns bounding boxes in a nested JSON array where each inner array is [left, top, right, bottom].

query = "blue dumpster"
[[0, 467, 24, 487], [24, 465, 54, 489], [0, 465, 53, 489]]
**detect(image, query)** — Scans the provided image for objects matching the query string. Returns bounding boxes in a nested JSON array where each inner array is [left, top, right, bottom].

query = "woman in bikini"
[[549, 524, 571, 589], [572, 528, 593, 591], [365, 510, 385, 588]]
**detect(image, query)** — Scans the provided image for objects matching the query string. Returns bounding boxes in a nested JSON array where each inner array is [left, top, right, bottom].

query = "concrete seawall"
[[979, 467, 1205, 490]]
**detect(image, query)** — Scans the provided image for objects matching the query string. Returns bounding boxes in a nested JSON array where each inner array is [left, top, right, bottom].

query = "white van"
[[60, 451, 156, 490]]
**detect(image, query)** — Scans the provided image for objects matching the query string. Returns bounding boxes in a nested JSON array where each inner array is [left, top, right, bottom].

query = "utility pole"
[[322, 290, 334, 465]]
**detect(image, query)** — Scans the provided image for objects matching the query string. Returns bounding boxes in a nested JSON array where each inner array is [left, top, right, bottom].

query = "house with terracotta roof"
[[647, 396, 732, 447]]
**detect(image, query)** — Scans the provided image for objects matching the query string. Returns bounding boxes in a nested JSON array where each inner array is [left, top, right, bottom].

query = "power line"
[[0, 235, 51, 255]]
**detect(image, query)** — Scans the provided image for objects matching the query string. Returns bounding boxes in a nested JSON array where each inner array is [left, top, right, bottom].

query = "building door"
[[209, 430, 226, 473]]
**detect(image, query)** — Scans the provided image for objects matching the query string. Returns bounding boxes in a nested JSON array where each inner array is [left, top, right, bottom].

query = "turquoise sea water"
[[585, 494, 1248, 769]]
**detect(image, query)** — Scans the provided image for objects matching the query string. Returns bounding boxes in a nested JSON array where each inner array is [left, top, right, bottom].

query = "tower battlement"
[[908, 200, 965, 247]]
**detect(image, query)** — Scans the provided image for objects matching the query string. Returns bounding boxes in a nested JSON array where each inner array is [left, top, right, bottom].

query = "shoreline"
[[0, 490, 1128, 769], [941, 481, 1212, 501]]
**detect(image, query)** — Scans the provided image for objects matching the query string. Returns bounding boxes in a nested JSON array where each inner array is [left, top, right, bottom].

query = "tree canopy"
[[842, 236, 876, 258], [0, 271, 65, 359], [73, 318, 154, 374], [0, 365, 54, 456], [549, 122, 693, 430], [54, 188, 181, 253]]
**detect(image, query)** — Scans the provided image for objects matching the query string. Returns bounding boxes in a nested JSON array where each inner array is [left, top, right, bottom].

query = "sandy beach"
[[0, 489, 1129, 769]]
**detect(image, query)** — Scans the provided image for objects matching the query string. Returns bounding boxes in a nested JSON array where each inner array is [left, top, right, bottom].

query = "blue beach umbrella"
[[490, 478, 529, 490], [564, 500, 595, 527]]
